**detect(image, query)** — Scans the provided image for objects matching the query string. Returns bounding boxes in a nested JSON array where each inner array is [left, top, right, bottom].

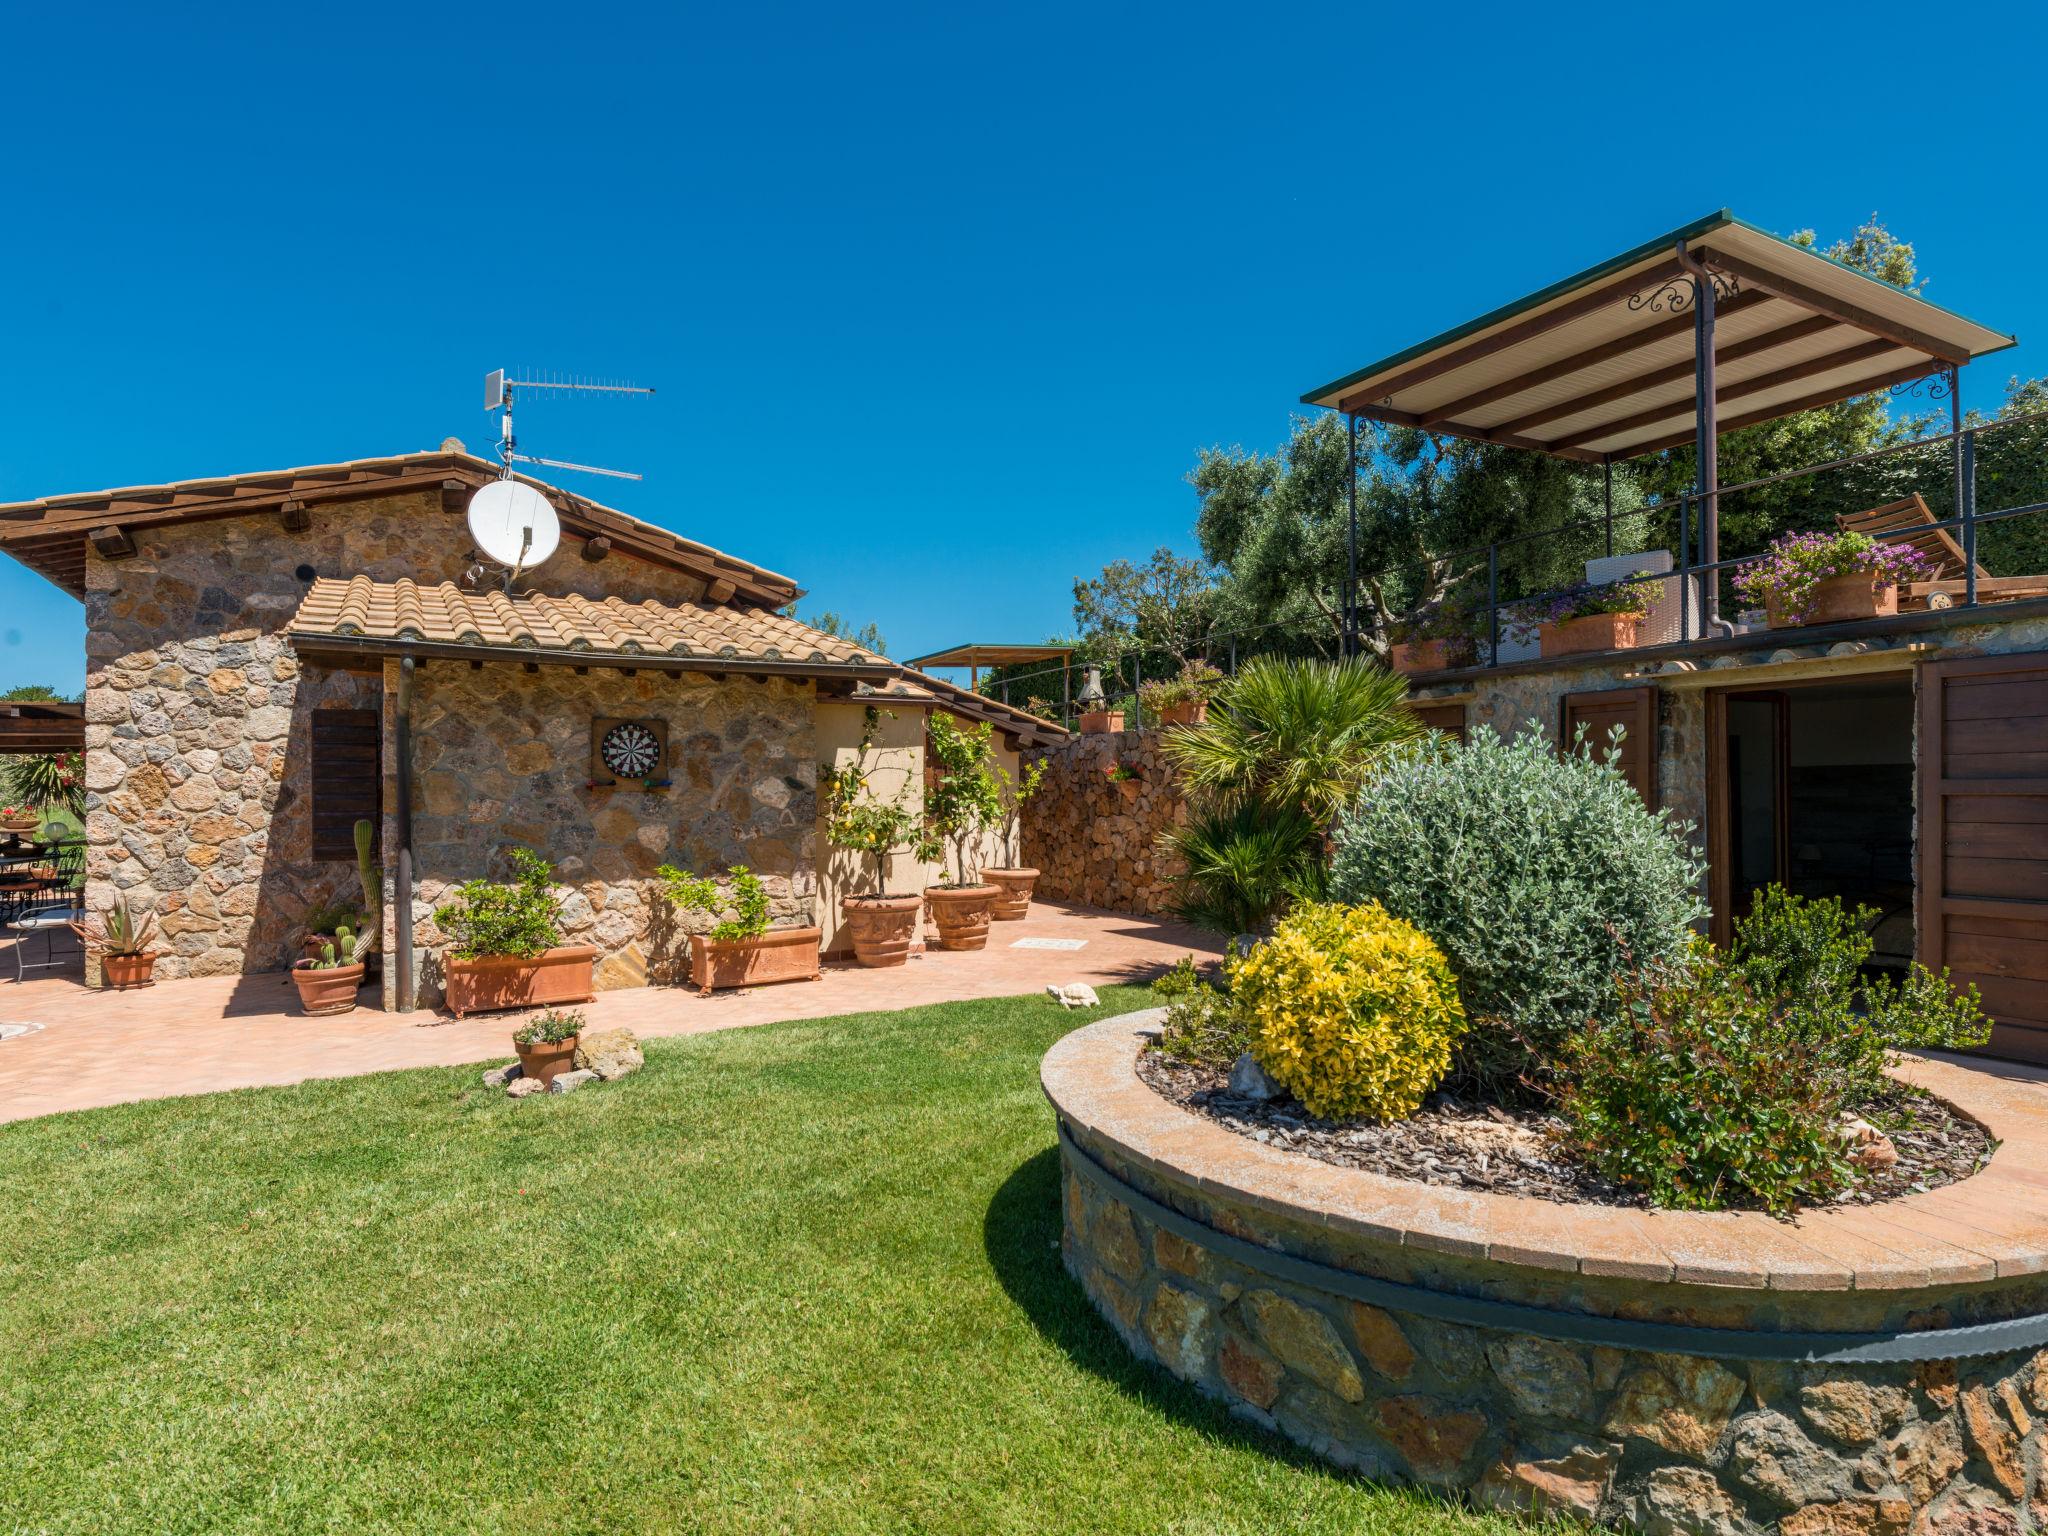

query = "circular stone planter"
[[1044, 1011, 2048, 1534]]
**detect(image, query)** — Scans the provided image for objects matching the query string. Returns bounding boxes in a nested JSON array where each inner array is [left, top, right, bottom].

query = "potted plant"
[[1104, 760, 1142, 806], [300, 821, 384, 977], [291, 928, 366, 1015], [820, 708, 939, 967], [1514, 572, 1661, 659], [433, 848, 596, 1018], [1734, 530, 1937, 628], [0, 805, 40, 835], [661, 862, 821, 995], [1137, 661, 1225, 728], [511, 1008, 584, 1088], [1074, 665, 1123, 733], [71, 897, 159, 989], [921, 713, 1003, 951], [1387, 595, 1480, 675], [982, 755, 1048, 920]]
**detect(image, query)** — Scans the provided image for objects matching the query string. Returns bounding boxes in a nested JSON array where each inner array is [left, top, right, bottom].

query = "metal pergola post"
[[1679, 246, 1721, 632], [1602, 459, 1614, 558], [1345, 412, 1359, 658]]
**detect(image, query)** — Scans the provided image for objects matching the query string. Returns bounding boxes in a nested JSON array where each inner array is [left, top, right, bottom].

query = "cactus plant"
[[347, 819, 380, 964]]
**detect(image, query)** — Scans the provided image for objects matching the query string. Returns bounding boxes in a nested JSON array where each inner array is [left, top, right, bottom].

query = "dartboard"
[[599, 720, 663, 778]]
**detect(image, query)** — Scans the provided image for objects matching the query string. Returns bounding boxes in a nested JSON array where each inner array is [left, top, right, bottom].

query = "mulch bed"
[[1135, 1048, 1995, 1211]]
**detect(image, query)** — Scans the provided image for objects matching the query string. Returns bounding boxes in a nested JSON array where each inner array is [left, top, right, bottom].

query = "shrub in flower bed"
[[1559, 892, 1991, 1212], [1731, 529, 1935, 624], [1151, 956, 1248, 1066], [1329, 726, 1704, 1094], [1228, 901, 1465, 1121]]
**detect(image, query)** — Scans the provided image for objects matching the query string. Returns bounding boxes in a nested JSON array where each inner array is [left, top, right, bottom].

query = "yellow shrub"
[[1229, 902, 1466, 1122]]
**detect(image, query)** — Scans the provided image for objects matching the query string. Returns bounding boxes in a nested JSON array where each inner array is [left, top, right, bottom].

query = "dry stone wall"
[[1020, 729, 1186, 917], [83, 491, 718, 980]]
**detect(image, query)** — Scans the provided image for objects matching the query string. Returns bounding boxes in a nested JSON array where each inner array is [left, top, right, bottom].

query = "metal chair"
[[8, 896, 84, 981]]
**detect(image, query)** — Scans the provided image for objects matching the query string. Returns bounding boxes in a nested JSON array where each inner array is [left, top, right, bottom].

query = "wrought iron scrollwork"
[[1890, 367, 1957, 402], [1626, 270, 1740, 315]]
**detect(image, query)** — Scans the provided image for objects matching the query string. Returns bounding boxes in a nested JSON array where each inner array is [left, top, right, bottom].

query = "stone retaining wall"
[[1048, 1012, 2048, 1535], [1019, 730, 1186, 916]]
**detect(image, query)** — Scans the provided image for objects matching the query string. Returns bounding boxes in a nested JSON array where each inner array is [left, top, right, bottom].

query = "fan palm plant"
[[1160, 656, 1423, 824], [1157, 656, 1423, 937]]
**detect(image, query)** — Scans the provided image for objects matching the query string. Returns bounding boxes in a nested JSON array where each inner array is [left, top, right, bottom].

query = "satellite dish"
[[466, 480, 561, 572]]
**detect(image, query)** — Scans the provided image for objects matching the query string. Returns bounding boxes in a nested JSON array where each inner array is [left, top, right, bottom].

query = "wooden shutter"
[[310, 707, 381, 861], [1918, 653, 2048, 1064], [1412, 702, 1466, 742], [1561, 686, 1658, 809]]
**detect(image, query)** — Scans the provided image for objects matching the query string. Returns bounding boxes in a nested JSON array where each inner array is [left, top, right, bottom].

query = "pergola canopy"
[[1302, 211, 2015, 463], [904, 642, 1073, 670]]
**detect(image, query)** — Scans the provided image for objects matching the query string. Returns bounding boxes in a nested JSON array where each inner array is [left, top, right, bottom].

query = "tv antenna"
[[483, 368, 655, 483]]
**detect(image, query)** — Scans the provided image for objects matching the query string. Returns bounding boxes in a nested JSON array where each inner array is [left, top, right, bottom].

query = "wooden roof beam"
[[1346, 402, 1606, 465], [1695, 247, 1971, 366], [1608, 357, 1948, 461], [1335, 255, 1686, 415], [1418, 286, 1777, 428], [1492, 314, 1839, 437]]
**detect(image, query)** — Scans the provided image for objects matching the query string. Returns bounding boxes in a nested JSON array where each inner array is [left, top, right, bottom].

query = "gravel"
[[1135, 1048, 1995, 1212]]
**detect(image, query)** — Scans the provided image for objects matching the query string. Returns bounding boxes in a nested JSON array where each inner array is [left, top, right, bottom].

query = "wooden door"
[[1919, 654, 2048, 1064], [1561, 686, 1657, 809]]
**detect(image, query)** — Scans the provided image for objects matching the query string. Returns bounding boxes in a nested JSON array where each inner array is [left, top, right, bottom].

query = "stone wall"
[[1020, 729, 1186, 917], [83, 491, 718, 980], [1053, 1014, 2048, 1536], [403, 662, 816, 1004]]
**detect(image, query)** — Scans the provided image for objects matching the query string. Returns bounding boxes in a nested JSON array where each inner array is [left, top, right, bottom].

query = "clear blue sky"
[[3, 2, 2041, 693]]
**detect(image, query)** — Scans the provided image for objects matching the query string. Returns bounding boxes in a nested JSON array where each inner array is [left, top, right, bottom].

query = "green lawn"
[[0, 988, 1518, 1535]]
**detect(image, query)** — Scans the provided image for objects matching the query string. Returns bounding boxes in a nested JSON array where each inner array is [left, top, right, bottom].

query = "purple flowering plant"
[[1506, 571, 1661, 644], [1731, 531, 1936, 623]]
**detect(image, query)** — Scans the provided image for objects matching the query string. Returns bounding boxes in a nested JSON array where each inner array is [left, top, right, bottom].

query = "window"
[[309, 707, 381, 861]]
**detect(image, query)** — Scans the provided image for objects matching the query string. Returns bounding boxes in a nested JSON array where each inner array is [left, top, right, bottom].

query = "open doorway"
[[1710, 674, 1916, 968]]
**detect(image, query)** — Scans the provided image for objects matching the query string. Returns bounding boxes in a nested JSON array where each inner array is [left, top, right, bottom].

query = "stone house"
[[0, 445, 1062, 1008]]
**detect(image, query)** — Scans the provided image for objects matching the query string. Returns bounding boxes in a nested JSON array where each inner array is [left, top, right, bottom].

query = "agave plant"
[[69, 897, 157, 958], [1159, 655, 1423, 827]]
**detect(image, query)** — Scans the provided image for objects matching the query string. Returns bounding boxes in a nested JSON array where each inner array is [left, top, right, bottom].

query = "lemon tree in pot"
[[70, 897, 159, 989], [982, 752, 1046, 921], [433, 848, 595, 1019], [921, 713, 1004, 952], [661, 862, 821, 995], [820, 708, 939, 967]]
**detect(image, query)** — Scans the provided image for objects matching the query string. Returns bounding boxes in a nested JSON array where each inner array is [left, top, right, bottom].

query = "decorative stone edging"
[[1045, 1010, 2048, 1533]]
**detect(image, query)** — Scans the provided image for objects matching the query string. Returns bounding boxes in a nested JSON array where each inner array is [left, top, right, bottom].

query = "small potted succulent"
[[1104, 760, 1142, 806], [511, 1008, 584, 1088], [1513, 572, 1661, 659], [660, 862, 821, 995], [291, 927, 367, 1015], [71, 897, 159, 989], [433, 848, 596, 1018], [1387, 595, 1480, 675], [921, 714, 1003, 951], [301, 821, 383, 978], [981, 755, 1048, 921], [1137, 660, 1225, 728], [1734, 530, 1937, 628]]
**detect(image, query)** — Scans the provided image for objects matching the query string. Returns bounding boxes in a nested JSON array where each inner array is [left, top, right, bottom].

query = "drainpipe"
[[1675, 244, 1734, 637], [395, 655, 415, 1011]]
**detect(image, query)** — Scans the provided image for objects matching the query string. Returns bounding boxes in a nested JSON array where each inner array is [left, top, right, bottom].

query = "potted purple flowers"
[[1733, 531, 1936, 628], [1387, 594, 1480, 675], [1513, 573, 1660, 659]]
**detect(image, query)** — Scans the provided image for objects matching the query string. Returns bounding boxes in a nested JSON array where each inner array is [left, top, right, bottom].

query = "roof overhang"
[[1302, 211, 2017, 463], [0, 699, 83, 754], [0, 450, 802, 606]]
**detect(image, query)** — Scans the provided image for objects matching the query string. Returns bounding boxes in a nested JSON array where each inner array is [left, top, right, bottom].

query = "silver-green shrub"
[[1328, 725, 1706, 1091]]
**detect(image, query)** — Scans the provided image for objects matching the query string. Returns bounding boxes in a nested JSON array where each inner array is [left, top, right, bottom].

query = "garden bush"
[[433, 848, 564, 960], [1230, 902, 1465, 1121], [1328, 725, 1705, 1091], [1150, 956, 1249, 1066]]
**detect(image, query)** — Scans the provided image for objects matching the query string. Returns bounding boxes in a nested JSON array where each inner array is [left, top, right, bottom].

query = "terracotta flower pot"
[[443, 944, 598, 1019], [1539, 613, 1641, 659], [688, 926, 822, 995], [1764, 571, 1899, 628], [983, 867, 1039, 920], [291, 959, 366, 1015], [302, 934, 381, 980], [100, 951, 158, 990], [1389, 638, 1476, 675], [1115, 777, 1140, 805], [1155, 699, 1208, 727], [1078, 709, 1124, 734], [842, 894, 922, 967], [0, 816, 40, 835], [923, 884, 998, 951], [513, 1034, 579, 1087]]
